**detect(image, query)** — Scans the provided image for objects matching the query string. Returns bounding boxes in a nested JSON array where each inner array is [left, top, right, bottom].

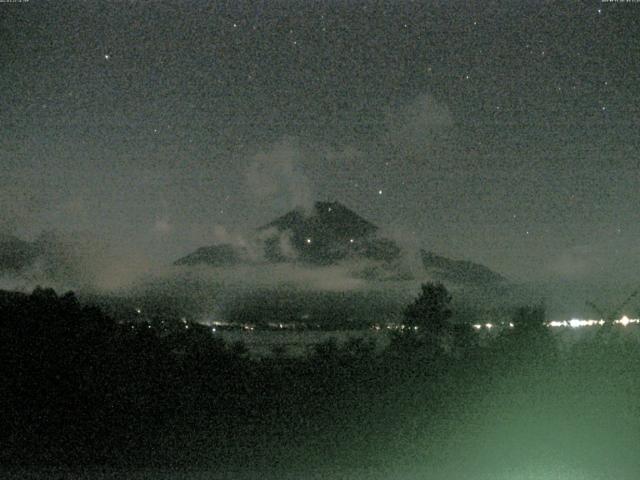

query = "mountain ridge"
[[175, 201, 506, 286]]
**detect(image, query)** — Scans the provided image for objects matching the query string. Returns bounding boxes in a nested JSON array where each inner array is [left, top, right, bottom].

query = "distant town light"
[[306, 238, 312, 244]]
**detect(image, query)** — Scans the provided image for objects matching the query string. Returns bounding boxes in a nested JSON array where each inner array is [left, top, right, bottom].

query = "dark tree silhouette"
[[495, 303, 557, 370], [403, 282, 453, 335], [512, 304, 546, 332]]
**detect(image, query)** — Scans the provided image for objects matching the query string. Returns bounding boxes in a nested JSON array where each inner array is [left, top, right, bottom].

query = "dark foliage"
[[2, 287, 637, 476], [402, 282, 452, 334]]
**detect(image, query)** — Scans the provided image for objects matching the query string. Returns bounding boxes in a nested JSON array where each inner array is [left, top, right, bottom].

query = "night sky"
[[2, 1, 639, 283]]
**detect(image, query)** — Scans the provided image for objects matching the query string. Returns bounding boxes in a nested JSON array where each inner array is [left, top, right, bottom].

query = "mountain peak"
[[257, 201, 385, 264], [259, 200, 377, 239]]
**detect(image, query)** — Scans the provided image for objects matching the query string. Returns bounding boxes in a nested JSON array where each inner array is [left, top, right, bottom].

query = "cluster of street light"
[[472, 316, 640, 331]]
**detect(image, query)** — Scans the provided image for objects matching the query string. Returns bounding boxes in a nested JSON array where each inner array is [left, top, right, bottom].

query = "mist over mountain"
[[0, 201, 518, 325], [6, 200, 630, 323], [167, 201, 515, 325], [0, 230, 144, 293]]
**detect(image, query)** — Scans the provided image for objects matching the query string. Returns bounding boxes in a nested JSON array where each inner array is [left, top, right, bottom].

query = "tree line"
[[0, 283, 636, 472]]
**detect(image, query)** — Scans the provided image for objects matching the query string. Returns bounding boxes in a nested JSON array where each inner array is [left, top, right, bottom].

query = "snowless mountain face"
[[257, 201, 401, 265], [0, 202, 510, 326], [168, 201, 511, 326], [174, 201, 403, 267], [420, 250, 507, 285], [174, 244, 246, 267], [174, 201, 505, 287]]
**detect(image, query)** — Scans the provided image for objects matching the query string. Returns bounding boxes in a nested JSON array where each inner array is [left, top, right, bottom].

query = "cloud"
[[154, 218, 172, 235], [0, 184, 40, 235], [547, 245, 595, 279], [0, 229, 159, 293], [245, 139, 314, 212]]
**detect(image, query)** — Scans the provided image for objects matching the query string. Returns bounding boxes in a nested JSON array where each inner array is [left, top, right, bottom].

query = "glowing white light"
[[306, 238, 312, 244], [485, 323, 493, 329], [211, 328, 216, 333], [619, 315, 630, 326], [104, 54, 110, 60], [135, 308, 141, 314], [509, 322, 514, 328], [569, 318, 583, 328], [349, 238, 354, 243], [378, 189, 383, 195], [472, 324, 482, 330]]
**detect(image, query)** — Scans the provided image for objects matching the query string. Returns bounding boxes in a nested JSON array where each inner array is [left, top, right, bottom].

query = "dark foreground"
[[2, 289, 640, 478]]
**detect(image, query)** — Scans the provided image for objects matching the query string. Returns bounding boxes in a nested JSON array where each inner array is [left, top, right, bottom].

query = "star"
[[378, 189, 383, 195], [104, 54, 110, 60]]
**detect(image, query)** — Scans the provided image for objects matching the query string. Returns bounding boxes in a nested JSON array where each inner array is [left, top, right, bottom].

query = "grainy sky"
[[1, 0, 639, 282]]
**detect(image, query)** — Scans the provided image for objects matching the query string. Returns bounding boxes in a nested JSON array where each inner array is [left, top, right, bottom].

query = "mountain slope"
[[174, 202, 506, 288], [421, 250, 506, 285], [175, 244, 245, 267], [258, 201, 390, 264]]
